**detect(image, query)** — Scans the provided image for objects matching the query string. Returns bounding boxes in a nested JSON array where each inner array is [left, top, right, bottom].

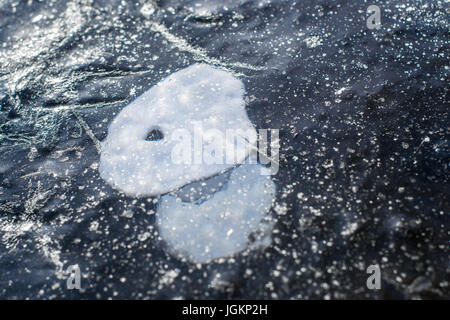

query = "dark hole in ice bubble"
[[145, 128, 164, 141]]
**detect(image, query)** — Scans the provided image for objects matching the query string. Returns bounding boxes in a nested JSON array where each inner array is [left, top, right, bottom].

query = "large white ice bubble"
[[99, 64, 256, 196], [157, 162, 276, 263], [99, 63, 277, 263]]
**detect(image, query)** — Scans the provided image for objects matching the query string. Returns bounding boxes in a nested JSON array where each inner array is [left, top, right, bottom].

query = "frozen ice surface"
[[157, 162, 276, 263], [1, 0, 448, 300], [99, 64, 256, 196]]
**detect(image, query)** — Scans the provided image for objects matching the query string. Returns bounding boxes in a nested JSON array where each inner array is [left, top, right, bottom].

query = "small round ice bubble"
[[157, 162, 276, 263], [99, 63, 256, 197]]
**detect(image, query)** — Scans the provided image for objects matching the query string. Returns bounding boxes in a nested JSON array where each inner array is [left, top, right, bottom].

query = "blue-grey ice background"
[[0, 0, 449, 299]]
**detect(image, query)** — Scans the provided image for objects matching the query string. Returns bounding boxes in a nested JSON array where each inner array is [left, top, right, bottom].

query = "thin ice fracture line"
[[148, 21, 267, 73], [72, 110, 102, 153]]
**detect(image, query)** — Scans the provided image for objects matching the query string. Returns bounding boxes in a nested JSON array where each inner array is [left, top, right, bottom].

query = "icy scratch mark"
[[37, 233, 66, 280], [146, 20, 267, 74], [71, 110, 102, 154], [0, 216, 66, 279], [24, 180, 54, 214]]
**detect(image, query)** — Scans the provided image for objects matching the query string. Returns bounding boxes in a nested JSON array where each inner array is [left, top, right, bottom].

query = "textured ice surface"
[[157, 162, 276, 263], [2, 0, 448, 300], [99, 64, 256, 196]]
